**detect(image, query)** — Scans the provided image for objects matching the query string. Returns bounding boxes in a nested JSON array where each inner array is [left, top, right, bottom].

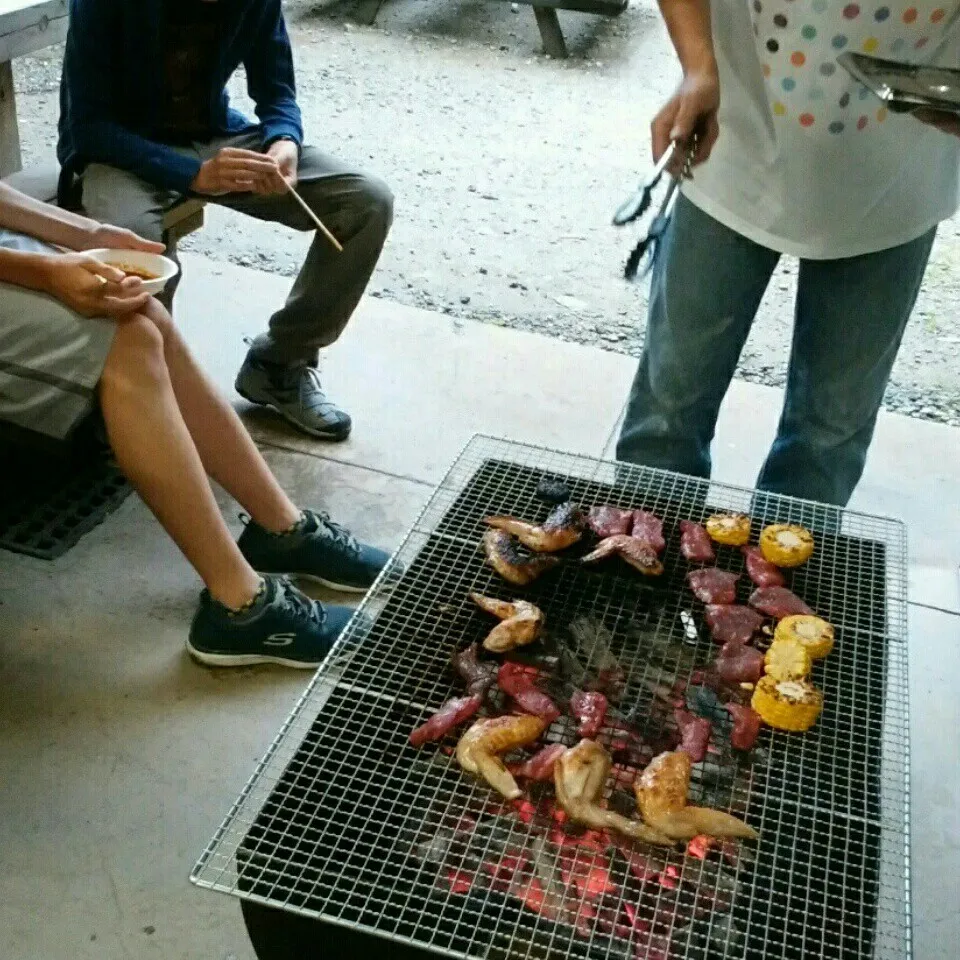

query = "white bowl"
[[86, 248, 179, 296]]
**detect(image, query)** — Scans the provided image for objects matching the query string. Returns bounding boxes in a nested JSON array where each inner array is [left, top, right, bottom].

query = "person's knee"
[[101, 315, 169, 398], [357, 173, 394, 229]]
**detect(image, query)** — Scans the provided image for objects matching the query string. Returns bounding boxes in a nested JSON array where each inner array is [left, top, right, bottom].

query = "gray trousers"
[[80, 133, 394, 366]]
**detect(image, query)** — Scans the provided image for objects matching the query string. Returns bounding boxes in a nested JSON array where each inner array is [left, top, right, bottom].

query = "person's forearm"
[[0, 248, 54, 293], [658, 0, 716, 74], [0, 182, 97, 250]]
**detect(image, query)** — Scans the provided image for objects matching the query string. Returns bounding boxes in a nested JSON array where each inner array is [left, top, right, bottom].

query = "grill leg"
[[533, 7, 568, 58]]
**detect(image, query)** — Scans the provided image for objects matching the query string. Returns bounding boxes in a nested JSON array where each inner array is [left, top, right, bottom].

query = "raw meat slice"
[[704, 604, 764, 645], [498, 662, 561, 723], [714, 642, 765, 684], [742, 545, 786, 588], [749, 586, 813, 619], [725, 703, 762, 750], [587, 505, 634, 538], [674, 708, 712, 762], [679, 520, 715, 563], [687, 568, 739, 605], [570, 690, 609, 738], [631, 510, 666, 553], [409, 694, 483, 747], [510, 743, 567, 781]]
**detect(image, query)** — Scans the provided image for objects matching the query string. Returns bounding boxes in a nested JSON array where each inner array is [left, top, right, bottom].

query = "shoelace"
[[275, 576, 325, 626], [306, 509, 361, 555]]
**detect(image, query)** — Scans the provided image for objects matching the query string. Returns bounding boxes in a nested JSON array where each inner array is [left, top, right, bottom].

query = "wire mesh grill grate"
[[192, 436, 911, 960]]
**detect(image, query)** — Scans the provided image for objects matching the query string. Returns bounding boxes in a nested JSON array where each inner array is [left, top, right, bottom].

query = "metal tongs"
[[613, 135, 699, 281]]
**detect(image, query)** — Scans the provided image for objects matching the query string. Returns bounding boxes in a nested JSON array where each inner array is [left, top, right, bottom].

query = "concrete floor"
[[0, 255, 957, 960]]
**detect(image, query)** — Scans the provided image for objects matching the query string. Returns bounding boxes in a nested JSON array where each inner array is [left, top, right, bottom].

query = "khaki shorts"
[[0, 230, 116, 440]]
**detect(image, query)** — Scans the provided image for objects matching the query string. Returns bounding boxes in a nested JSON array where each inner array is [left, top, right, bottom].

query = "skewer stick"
[[284, 181, 343, 252]]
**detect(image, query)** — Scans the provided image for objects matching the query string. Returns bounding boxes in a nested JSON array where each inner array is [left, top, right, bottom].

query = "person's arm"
[[64, 0, 203, 193], [0, 182, 165, 254], [243, 0, 304, 152], [651, 0, 720, 166], [0, 246, 152, 318]]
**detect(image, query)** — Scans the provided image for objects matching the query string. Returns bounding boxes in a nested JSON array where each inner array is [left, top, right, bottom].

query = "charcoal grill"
[[192, 436, 911, 960]]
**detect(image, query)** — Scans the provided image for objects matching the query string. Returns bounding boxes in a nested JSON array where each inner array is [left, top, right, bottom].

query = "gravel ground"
[[11, 0, 960, 425]]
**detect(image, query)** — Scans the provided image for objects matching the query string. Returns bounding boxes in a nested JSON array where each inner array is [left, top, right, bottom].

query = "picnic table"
[[0, 0, 68, 177]]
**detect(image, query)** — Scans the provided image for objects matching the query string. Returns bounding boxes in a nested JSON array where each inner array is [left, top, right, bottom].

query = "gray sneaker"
[[235, 355, 352, 441]]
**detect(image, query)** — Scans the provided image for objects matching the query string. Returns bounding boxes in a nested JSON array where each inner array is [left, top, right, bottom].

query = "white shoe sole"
[[293, 572, 371, 594], [186, 639, 324, 669]]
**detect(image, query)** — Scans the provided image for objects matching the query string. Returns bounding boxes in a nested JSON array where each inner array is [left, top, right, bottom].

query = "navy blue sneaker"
[[186, 574, 356, 668], [237, 509, 391, 593]]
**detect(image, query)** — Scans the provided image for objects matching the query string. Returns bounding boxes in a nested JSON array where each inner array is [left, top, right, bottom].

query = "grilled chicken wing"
[[456, 715, 546, 800], [581, 535, 664, 576], [485, 502, 584, 553], [482, 529, 560, 586], [635, 751, 757, 840], [554, 740, 673, 846], [470, 593, 544, 653]]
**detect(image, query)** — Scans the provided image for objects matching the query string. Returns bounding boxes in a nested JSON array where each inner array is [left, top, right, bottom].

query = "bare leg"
[[99, 315, 262, 610], [142, 299, 301, 534]]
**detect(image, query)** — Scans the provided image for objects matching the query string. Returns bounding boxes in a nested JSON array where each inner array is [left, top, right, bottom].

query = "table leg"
[[533, 7, 568, 58], [0, 60, 22, 177]]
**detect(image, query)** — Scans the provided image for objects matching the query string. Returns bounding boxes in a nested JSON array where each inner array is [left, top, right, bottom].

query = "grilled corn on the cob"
[[764, 638, 812, 681], [705, 513, 752, 546], [752, 676, 823, 731], [759, 524, 815, 567], [774, 615, 835, 659]]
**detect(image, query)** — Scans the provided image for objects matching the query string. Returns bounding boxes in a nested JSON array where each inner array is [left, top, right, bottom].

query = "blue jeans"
[[615, 195, 936, 506]]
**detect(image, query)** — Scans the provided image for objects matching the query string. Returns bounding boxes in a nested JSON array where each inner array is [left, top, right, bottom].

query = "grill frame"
[[192, 436, 912, 960]]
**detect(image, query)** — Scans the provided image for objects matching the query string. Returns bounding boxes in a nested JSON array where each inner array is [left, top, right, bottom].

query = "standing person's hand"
[[913, 108, 960, 138], [651, 67, 721, 168], [190, 148, 286, 196], [75, 223, 166, 254], [41, 253, 152, 318], [266, 139, 300, 191]]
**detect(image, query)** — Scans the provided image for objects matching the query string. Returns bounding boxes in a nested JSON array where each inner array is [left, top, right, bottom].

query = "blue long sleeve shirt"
[[57, 0, 304, 199]]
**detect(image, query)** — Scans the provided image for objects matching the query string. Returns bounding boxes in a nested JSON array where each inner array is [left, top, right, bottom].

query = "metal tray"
[[839, 51, 960, 114]]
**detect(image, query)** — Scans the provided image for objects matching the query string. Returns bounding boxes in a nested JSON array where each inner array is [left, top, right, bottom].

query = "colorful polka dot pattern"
[[750, 0, 957, 131]]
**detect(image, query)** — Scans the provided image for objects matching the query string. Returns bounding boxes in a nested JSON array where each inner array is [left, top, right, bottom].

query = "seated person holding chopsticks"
[[0, 180, 391, 667], [57, 0, 393, 442]]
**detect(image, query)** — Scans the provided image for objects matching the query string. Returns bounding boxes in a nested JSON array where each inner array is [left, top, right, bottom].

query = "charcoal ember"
[[630, 510, 666, 553], [608, 788, 638, 817], [536, 477, 572, 504], [674, 708, 712, 762], [613, 838, 667, 884], [565, 616, 626, 701], [558, 845, 616, 901], [442, 868, 476, 895], [687, 568, 739, 605], [742, 545, 786, 588], [749, 585, 813, 618], [686, 685, 730, 724], [704, 604, 764, 645], [714, 641, 764, 683], [588, 505, 634, 538]]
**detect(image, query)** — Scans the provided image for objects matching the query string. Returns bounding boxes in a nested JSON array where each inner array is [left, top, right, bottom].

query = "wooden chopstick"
[[284, 181, 343, 253]]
